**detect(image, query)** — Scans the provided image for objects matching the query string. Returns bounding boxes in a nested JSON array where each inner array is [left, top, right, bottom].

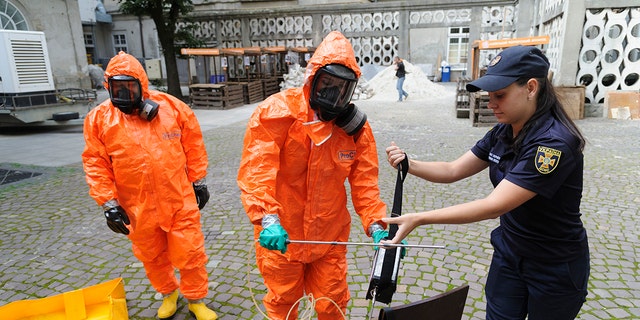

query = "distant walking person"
[[394, 56, 409, 102]]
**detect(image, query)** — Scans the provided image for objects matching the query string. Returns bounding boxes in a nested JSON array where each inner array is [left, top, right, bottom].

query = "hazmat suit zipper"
[[303, 141, 321, 262]]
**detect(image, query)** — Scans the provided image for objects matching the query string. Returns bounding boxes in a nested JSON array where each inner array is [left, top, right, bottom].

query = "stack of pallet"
[[261, 77, 280, 98], [455, 78, 470, 118], [189, 83, 244, 109], [227, 81, 264, 104], [470, 92, 497, 127]]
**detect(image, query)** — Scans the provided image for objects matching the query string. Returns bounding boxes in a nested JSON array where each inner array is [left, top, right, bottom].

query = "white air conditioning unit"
[[0, 30, 55, 94]]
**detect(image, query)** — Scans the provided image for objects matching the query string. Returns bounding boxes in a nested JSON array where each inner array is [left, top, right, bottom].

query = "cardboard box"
[[556, 86, 585, 120], [605, 91, 640, 120]]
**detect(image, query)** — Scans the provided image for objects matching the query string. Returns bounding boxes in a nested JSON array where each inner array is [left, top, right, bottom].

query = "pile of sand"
[[279, 63, 372, 101], [363, 60, 448, 101]]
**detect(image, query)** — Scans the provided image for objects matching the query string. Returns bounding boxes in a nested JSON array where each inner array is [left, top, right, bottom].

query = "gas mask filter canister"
[[335, 103, 367, 136]]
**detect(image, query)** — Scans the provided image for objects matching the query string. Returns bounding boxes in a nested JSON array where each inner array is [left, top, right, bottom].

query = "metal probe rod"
[[286, 239, 446, 249]]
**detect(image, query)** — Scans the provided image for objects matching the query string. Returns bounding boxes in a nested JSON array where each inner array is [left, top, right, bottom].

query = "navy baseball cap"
[[467, 45, 550, 92]]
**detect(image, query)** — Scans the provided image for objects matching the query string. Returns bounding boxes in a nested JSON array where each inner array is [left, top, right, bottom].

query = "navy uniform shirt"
[[471, 113, 588, 262]]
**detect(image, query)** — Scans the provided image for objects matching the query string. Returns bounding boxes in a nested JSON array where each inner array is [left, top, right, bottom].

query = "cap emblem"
[[489, 55, 501, 67]]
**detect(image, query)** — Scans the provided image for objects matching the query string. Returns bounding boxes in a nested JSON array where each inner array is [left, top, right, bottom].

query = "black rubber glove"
[[104, 206, 130, 235], [193, 183, 210, 210]]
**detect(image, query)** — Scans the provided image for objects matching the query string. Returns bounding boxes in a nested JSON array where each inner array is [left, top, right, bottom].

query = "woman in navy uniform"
[[383, 45, 589, 320]]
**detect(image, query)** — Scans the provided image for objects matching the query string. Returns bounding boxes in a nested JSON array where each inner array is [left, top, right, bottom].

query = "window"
[[85, 33, 95, 64], [447, 27, 469, 68], [113, 33, 128, 54], [84, 33, 94, 48], [0, 0, 28, 30]]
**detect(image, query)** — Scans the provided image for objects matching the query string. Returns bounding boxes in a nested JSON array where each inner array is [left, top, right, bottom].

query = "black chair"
[[378, 284, 469, 320]]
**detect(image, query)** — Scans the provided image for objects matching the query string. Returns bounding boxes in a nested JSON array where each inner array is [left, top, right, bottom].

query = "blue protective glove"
[[372, 229, 389, 246], [259, 214, 289, 254], [370, 224, 407, 258]]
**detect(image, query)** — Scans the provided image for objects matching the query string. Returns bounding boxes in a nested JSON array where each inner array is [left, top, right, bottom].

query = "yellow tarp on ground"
[[0, 278, 128, 320]]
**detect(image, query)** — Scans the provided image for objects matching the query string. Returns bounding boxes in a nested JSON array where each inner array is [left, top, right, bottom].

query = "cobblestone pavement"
[[1, 84, 638, 319]]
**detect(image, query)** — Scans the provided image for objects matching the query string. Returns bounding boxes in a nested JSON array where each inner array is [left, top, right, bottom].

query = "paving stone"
[[0, 83, 638, 319]]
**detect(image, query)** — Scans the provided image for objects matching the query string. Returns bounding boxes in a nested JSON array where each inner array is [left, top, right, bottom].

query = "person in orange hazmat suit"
[[81, 51, 217, 320], [237, 31, 392, 319]]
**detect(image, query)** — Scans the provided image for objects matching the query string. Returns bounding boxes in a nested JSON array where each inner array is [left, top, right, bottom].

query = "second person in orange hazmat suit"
[[237, 31, 389, 319], [82, 52, 217, 320]]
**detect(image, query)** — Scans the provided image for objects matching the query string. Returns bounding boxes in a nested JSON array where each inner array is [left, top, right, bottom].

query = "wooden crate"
[[262, 77, 280, 98], [455, 78, 470, 119], [470, 92, 497, 127], [227, 81, 264, 104], [189, 83, 244, 109]]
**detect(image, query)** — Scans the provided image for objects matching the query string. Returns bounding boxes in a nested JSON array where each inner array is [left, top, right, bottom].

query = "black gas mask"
[[310, 64, 366, 135], [108, 75, 158, 121]]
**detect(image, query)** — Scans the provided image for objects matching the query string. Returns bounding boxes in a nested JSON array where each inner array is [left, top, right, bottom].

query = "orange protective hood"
[[103, 51, 150, 101], [303, 31, 361, 105]]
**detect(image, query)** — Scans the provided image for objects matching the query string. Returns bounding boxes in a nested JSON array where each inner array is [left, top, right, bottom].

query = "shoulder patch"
[[535, 146, 561, 174]]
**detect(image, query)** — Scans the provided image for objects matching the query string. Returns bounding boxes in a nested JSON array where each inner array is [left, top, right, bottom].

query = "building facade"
[[1, 0, 638, 106], [101, 0, 640, 106]]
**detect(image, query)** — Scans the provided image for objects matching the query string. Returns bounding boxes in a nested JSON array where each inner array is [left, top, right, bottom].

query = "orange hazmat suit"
[[237, 31, 387, 319], [82, 52, 210, 300]]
